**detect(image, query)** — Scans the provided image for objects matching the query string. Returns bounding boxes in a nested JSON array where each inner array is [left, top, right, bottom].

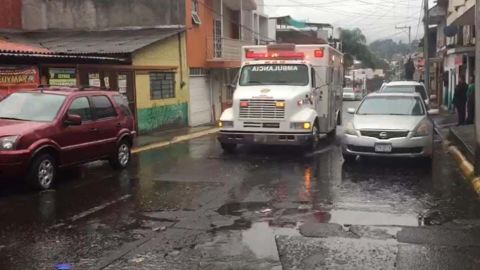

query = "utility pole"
[[395, 25, 411, 44], [423, 0, 430, 96], [474, 0, 480, 173]]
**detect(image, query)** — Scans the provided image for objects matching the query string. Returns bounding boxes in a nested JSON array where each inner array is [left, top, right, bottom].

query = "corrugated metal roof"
[[0, 27, 185, 55], [0, 39, 51, 54]]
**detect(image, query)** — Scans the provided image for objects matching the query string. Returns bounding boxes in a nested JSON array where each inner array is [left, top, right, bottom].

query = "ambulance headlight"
[[291, 122, 311, 130], [219, 121, 234, 128]]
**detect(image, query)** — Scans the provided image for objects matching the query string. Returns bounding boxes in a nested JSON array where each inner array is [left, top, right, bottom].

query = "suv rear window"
[[113, 95, 132, 117], [92, 96, 117, 119], [68, 97, 93, 121]]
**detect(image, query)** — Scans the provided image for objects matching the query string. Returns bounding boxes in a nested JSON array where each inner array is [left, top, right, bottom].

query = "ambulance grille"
[[239, 99, 285, 119]]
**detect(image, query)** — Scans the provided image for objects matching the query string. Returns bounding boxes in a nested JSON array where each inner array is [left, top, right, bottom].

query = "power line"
[[414, 0, 424, 40]]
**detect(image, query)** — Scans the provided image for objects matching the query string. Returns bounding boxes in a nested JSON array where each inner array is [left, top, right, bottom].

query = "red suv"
[[0, 88, 136, 190]]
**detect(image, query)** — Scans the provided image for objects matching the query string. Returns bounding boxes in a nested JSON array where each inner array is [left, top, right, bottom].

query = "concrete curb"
[[444, 140, 480, 196], [131, 128, 220, 154]]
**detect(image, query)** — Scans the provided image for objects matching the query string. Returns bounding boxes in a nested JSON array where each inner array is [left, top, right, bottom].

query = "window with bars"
[[150, 72, 175, 100]]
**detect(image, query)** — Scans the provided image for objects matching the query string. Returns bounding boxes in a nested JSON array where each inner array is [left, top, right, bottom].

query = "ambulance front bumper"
[[217, 131, 314, 146]]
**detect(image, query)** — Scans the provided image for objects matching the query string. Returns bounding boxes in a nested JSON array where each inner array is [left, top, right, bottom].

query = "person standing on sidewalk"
[[405, 57, 415, 81], [453, 76, 468, 125], [466, 75, 475, 124]]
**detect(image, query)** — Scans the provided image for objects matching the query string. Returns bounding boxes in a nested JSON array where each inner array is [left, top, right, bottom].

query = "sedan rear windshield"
[[239, 64, 309, 86], [382, 85, 427, 100], [343, 88, 354, 93], [0, 92, 66, 122], [357, 96, 425, 116]]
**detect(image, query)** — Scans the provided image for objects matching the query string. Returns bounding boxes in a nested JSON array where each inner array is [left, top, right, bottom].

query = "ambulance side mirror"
[[227, 83, 236, 90]]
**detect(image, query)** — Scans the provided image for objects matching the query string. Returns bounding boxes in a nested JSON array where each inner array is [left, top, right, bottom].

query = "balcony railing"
[[207, 36, 252, 61]]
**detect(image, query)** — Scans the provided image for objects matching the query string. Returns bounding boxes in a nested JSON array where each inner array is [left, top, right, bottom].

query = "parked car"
[[342, 93, 434, 162], [0, 87, 136, 190], [343, 87, 362, 101], [378, 81, 430, 107]]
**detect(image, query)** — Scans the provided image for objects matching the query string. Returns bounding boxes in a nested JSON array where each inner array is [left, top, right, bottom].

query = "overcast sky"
[[262, 0, 436, 44]]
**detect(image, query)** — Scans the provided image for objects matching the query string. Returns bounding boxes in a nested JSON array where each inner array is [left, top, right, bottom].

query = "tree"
[[340, 28, 378, 69], [369, 39, 412, 60]]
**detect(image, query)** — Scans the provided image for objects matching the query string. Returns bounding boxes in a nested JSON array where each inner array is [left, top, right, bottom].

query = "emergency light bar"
[[245, 49, 324, 60], [245, 50, 304, 59]]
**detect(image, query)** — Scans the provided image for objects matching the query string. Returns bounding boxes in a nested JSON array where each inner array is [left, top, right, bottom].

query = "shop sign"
[[0, 66, 39, 89], [454, 55, 463, 66], [89, 73, 101, 87], [49, 68, 77, 86]]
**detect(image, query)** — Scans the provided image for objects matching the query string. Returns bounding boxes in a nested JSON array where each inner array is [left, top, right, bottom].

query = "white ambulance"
[[217, 44, 344, 152]]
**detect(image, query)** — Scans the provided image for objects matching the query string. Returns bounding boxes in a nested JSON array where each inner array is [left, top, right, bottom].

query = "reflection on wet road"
[[0, 101, 479, 269]]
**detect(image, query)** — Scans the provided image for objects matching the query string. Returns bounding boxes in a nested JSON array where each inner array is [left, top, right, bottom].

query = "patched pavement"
[[1, 101, 480, 269]]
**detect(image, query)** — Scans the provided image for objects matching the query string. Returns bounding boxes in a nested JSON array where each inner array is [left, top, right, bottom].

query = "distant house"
[[185, 0, 274, 126]]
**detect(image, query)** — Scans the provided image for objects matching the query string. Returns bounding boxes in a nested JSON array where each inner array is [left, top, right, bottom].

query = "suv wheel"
[[110, 140, 131, 169], [27, 153, 57, 190]]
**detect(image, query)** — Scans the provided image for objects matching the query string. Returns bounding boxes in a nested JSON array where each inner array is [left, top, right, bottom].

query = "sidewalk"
[[133, 125, 219, 153], [434, 109, 480, 195], [449, 125, 475, 163], [430, 107, 457, 140], [431, 104, 475, 163]]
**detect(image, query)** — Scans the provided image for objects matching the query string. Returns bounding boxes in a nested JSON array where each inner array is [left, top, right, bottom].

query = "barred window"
[[150, 72, 175, 99]]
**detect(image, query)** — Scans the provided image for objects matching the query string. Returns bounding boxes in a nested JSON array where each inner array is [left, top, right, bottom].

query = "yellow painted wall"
[[133, 32, 189, 109], [132, 32, 190, 133]]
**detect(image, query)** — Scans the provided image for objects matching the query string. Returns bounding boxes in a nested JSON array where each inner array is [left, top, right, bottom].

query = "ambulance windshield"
[[239, 64, 309, 86]]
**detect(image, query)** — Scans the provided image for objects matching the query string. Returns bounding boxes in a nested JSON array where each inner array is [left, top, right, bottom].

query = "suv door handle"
[[89, 128, 99, 132], [115, 123, 122, 128]]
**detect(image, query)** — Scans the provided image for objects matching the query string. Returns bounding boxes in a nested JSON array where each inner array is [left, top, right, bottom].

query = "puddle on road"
[[216, 201, 270, 216], [329, 209, 419, 227], [241, 222, 299, 260], [202, 221, 300, 263]]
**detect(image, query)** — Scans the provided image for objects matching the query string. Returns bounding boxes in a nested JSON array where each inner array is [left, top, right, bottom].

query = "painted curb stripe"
[[131, 128, 220, 154], [447, 145, 480, 196]]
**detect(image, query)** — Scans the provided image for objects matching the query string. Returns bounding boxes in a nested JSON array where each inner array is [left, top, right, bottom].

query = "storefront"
[[0, 65, 40, 98], [0, 27, 190, 134]]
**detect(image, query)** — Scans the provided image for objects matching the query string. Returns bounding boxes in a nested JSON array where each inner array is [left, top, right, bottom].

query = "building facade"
[[433, 0, 475, 110], [0, 0, 189, 134], [185, 0, 273, 126]]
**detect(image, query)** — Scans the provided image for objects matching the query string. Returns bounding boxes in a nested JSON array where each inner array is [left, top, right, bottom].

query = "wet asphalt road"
[[1, 101, 480, 269]]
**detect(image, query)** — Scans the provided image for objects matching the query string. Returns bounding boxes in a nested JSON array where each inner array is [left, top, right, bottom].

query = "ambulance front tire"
[[221, 143, 237, 153], [337, 110, 342, 125]]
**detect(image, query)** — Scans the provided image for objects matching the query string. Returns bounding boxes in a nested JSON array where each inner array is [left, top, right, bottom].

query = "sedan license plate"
[[375, 143, 392, 153]]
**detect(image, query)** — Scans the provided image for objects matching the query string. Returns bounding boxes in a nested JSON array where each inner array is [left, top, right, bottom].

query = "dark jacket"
[[453, 81, 468, 106]]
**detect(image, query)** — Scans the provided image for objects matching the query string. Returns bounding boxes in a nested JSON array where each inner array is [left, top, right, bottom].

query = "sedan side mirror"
[[64, 114, 82, 126], [347, 108, 356, 114], [430, 94, 437, 100]]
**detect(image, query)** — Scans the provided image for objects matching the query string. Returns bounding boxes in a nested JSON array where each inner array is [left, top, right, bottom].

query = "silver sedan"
[[343, 88, 362, 101], [342, 93, 434, 162]]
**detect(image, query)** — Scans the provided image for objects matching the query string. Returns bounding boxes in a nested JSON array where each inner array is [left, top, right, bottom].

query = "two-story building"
[[185, 0, 274, 126], [432, 0, 475, 110]]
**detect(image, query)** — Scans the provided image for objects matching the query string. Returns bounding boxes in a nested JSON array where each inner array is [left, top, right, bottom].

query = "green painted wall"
[[137, 102, 188, 134]]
